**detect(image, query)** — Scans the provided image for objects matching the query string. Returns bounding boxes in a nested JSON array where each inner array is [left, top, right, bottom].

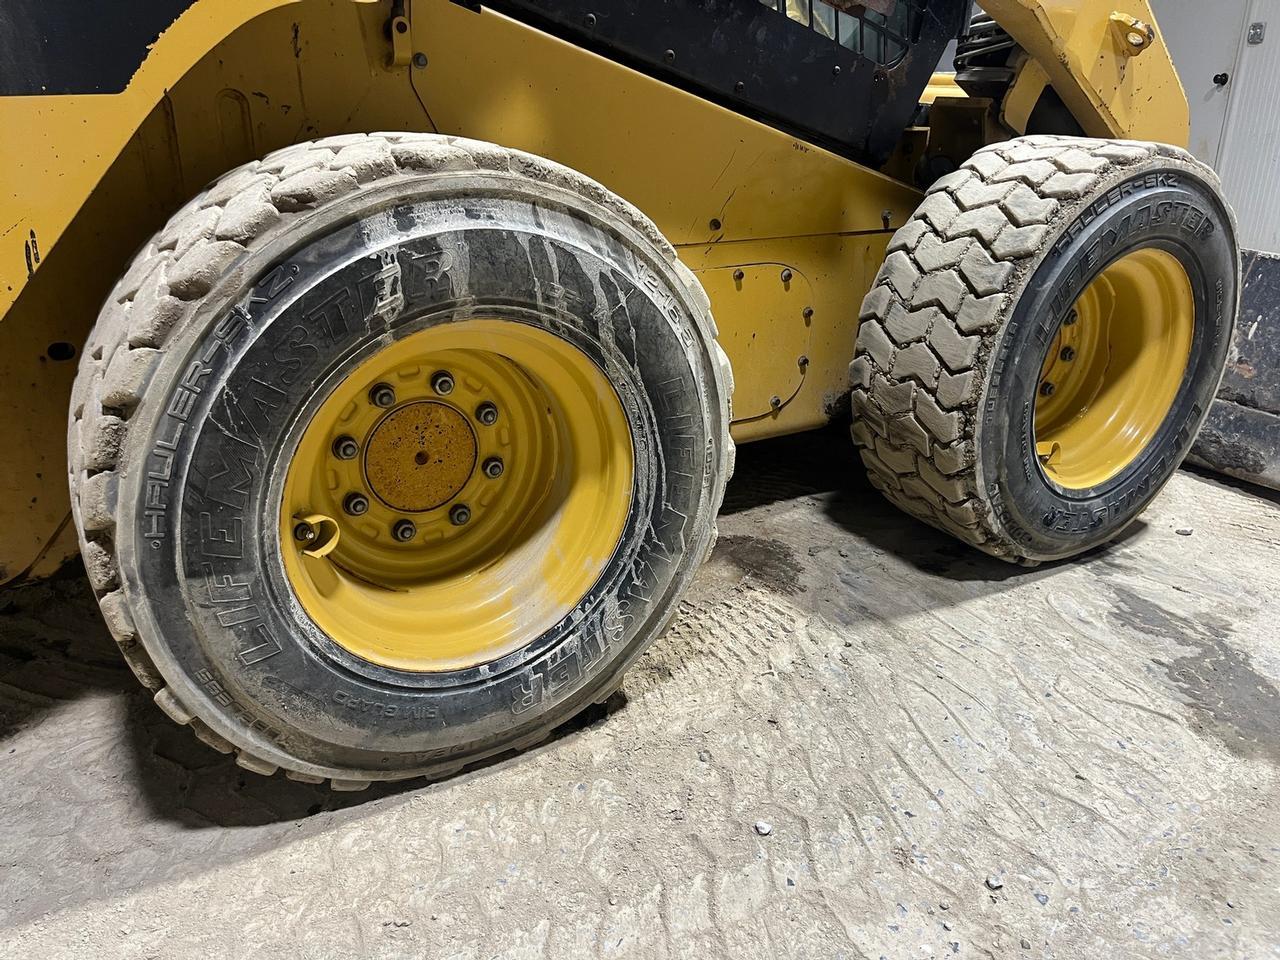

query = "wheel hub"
[[1034, 247, 1194, 490], [279, 319, 634, 674], [364, 401, 477, 513]]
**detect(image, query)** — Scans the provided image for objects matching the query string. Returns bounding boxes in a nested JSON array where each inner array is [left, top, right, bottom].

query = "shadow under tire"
[[851, 135, 1239, 563], [67, 133, 733, 786]]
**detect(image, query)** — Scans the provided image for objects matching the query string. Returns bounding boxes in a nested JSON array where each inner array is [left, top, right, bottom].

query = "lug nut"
[[1063, 309, 1078, 327], [293, 521, 316, 543], [482, 456, 505, 479], [1060, 346, 1076, 362], [475, 402, 499, 426], [343, 492, 370, 516], [369, 383, 396, 408], [431, 370, 455, 395], [332, 435, 359, 460], [1040, 381, 1057, 397], [392, 519, 417, 542], [449, 503, 472, 526]]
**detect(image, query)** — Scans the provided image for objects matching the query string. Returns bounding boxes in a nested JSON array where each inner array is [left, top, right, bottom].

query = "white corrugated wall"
[[1153, 0, 1280, 253]]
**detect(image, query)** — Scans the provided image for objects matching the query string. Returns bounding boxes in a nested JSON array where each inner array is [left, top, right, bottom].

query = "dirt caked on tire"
[[68, 134, 733, 786], [852, 135, 1239, 563]]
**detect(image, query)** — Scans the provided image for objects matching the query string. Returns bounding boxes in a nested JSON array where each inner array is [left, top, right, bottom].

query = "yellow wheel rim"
[[280, 319, 634, 673], [1033, 248, 1195, 490]]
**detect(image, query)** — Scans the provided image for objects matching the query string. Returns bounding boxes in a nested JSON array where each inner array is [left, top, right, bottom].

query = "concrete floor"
[[1, 430, 1278, 959]]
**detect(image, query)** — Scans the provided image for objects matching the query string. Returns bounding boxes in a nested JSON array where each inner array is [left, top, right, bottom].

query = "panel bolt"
[[780, 268, 793, 283], [483, 456, 505, 479], [832, 65, 842, 77], [332, 435, 359, 460], [663, 49, 676, 63], [449, 503, 472, 526], [344, 492, 370, 516], [430, 370, 455, 395], [1040, 382, 1056, 397], [412, 52, 428, 69], [770, 395, 783, 410], [369, 383, 396, 408], [293, 521, 316, 543], [1060, 346, 1076, 362], [584, 12, 596, 27], [392, 519, 417, 542], [803, 306, 814, 320], [733, 269, 745, 282], [475, 401, 499, 425]]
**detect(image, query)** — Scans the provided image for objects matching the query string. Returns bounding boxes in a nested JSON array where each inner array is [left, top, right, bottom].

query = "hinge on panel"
[[387, 0, 412, 67], [1109, 11, 1156, 58]]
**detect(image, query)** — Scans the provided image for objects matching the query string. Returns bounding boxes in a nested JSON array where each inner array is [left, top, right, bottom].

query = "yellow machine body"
[[0, 0, 1190, 584]]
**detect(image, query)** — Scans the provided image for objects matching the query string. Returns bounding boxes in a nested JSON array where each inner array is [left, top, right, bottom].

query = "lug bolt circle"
[[482, 456, 505, 479], [1040, 381, 1057, 397], [475, 402, 499, 426], [293, 521, 316, 543], [449, 503, 472, 526], [431, 370, 455, 395], [344, 492, 370, 516], [1060, 346, 1076, 362], [392, 519, 417, 542], [369, 383, 396, 408], [332, 435, 359, 460]]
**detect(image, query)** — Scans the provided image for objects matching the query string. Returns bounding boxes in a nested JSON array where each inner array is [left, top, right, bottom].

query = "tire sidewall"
[[978, 161, 1238, 560], [115, 173, 724, 778]]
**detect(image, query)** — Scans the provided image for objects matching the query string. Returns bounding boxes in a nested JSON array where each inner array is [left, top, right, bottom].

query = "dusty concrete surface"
[[2, 431, 1279, 959]]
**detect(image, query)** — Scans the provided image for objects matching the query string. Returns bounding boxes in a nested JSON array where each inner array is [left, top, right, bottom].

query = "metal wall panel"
[[1150, 0, 1247, 166], [1155, 0, 1280, 252], [1215, 2, 1280, 253]]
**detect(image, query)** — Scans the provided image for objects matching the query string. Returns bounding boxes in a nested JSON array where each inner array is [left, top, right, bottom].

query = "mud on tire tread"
[[850, 135, 1228, 562], [68, 133, 734, 787]]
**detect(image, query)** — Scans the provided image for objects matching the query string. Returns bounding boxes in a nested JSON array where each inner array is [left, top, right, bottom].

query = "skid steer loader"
[[0, 0, 1237, 787]]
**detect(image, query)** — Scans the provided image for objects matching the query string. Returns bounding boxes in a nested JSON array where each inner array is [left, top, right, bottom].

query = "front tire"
[[69, 134, 733, 786], [851, 135, 1238, 563]]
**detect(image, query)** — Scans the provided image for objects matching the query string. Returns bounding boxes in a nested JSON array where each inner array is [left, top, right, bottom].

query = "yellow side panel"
[[682, 235, 891, 443], [979, 0, 1190, 146], [0, 0, 299, 317], [411, 4, 920, 246]]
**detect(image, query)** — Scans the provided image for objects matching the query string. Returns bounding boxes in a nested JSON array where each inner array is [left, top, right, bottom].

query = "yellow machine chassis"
[[0, 0, 1190, 583]]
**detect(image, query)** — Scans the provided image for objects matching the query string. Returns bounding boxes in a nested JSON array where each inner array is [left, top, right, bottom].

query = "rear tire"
[[851, 135, 1238, 563], [68, 133, 733, 785]]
